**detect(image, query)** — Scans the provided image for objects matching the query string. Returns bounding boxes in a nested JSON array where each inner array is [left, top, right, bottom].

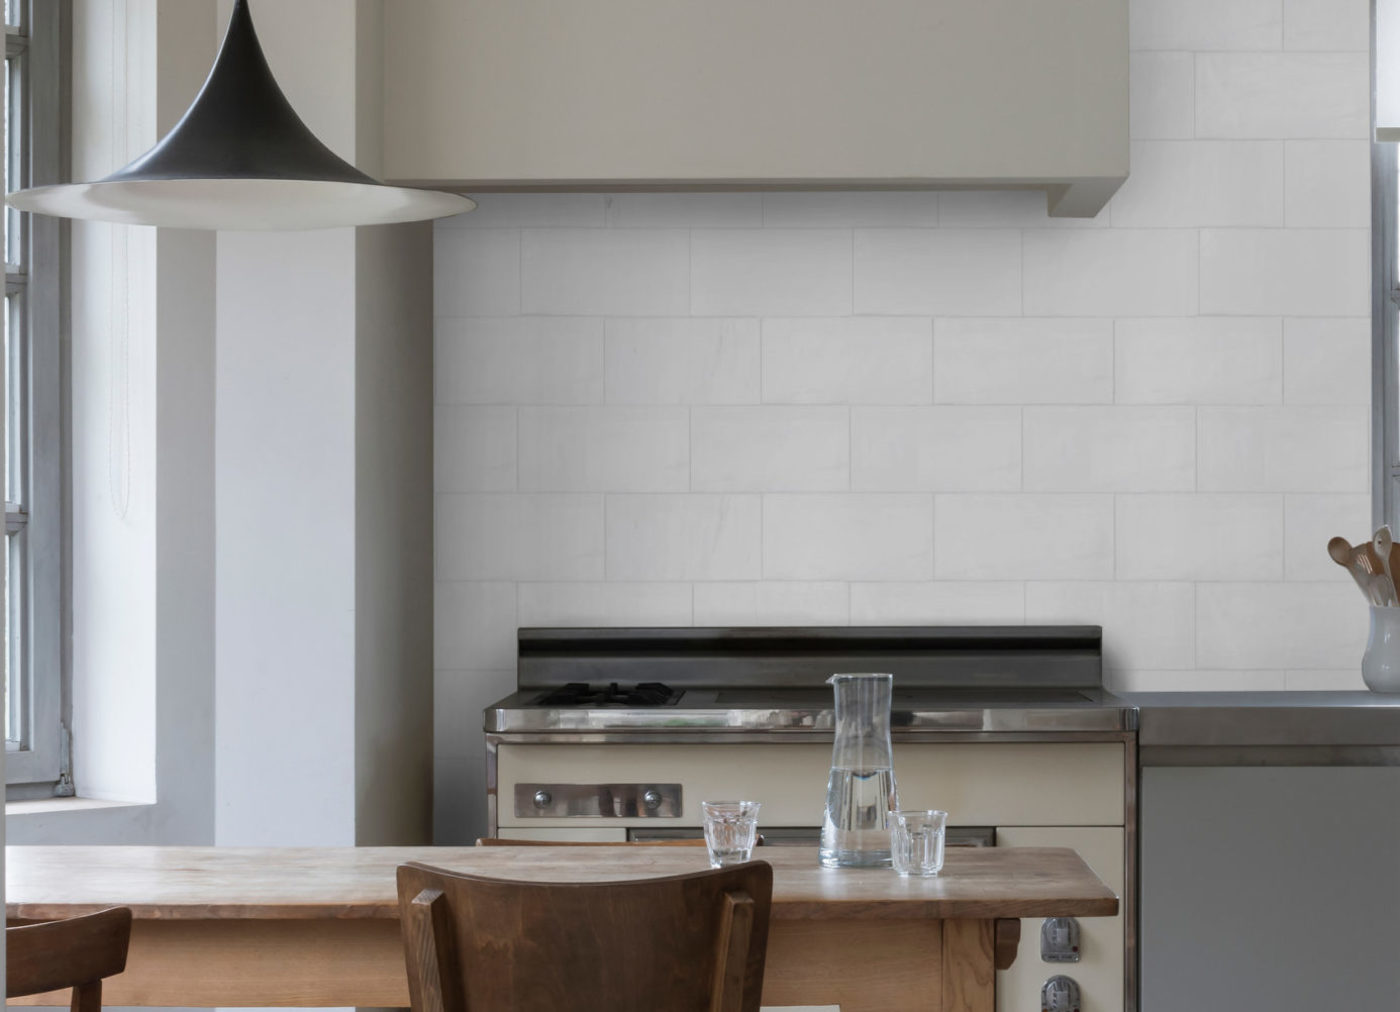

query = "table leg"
[[941, 920, 995, 1012], [761, 918, 943, 1012]]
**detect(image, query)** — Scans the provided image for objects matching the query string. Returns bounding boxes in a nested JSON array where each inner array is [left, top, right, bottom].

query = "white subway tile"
[[434, 670, 515, 761], [1109, 141, 1283, 227], [1198, 406, 1369, 492], [1113, 670, 1286, 691], [1284, 140, 1369, 228], [436, 317, 603, 405], [935, 319, 1114, 404], [435, 405, 517, 493], [1130, 53, 1195, 140], [761, 192, 939, 228], [1284, 0, 1369, 51], [850, 582, 1025, 624], [521, 229, 689, 315], [518, 406, 690, 492], [1116, 494, 1284, 580], [1115, 318, 1283, 405], [1130, 0, 1281, 50], [851, 407, 1021, 492], [854, 230, 1021, 316], [434, 228, 520, 317], [1027, 582, 1196, 670], [606, 495, 761, 580], [1283, 318, 1370, 405], [437, 493, 604, 581], [1023, 407, 1195, 492], [605, 318, 759, 405], [439, 193, 606, 229], [692, 407, 849, 492], [1197, 582, 1365, 668], [1284, 493, 1371, 581], [1023, 230, 1198, 317], [434, 582, 518, 670], [693, 582, 850, 625], [937, 191, 1107, 228], [691, 229, 852, 316], [1199, 229, 1368, 317], [1285, 669, 1366, 690], [517, 582, 694, 626], [761, 318, 932, 404], [1196, 53, 1369, 139], [605, 193, 762, 228], [763, 494, 933, 580], [934, 495, 1114, 580]]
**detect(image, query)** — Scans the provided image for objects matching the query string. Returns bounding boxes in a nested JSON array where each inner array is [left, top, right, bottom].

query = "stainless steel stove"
[[482, 625, 1138, 1011], [485, 625, 1135, 735]]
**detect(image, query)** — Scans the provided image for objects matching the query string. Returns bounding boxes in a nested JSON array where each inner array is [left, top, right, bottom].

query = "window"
[[4, 0, 62, 793]]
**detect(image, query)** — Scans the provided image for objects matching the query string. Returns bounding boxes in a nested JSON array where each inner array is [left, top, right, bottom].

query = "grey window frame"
[[5, 0, 63, 789]]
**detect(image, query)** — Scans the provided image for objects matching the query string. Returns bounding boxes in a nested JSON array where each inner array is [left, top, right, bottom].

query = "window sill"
[[6, 796, 153, 818]]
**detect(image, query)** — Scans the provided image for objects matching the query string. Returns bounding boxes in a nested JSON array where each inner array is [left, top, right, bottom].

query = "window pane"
[[5, 292, 19, 506], [4, 530, 20, 746]]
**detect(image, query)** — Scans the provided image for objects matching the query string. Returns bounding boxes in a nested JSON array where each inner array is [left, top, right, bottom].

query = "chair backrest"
[[7, 907, 132, 1012], [397, 859, 772, 1012]]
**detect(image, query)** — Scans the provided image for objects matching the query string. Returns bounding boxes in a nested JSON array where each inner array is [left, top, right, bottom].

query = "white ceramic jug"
[[1362, 606, 1400, 693]]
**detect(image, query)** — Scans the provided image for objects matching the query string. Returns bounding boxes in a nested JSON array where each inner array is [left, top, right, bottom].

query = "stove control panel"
[[1040, 917, 1081, 962], [514, 782, 682, 818]]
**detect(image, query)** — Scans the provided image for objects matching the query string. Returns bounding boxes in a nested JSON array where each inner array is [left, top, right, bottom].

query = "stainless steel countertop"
[[1124, 691, 1400, 746]]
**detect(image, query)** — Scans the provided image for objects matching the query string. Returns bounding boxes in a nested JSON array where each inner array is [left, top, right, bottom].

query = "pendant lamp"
[[6, 0, 474, 230]]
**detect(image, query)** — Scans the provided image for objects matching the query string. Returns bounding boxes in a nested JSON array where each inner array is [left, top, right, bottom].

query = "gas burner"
[[533, 681, 684, 707]]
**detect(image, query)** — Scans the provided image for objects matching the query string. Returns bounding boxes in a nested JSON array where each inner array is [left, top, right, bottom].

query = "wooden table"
[[6, 845, 1117, 1012]]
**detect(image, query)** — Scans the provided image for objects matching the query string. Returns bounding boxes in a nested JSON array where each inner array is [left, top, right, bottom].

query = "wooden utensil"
[[1329, 536, 1383, 604], [1377, 527, 1398, 606]]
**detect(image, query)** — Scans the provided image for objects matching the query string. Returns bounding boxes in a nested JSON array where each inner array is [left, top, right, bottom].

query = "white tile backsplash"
[[761, 318, 933, 405], [1023, 230, 1199, 317], [1195, 53, 1369, 139], [432, 24, 1374, 744], [605, 318, 760, 405], [517, 406, 690, 492], [606, 494, 762, 580], [1022, 407, 1196, 492], [763, 494, 934, 580], [934, 495, 1115, 580], [1129, 0, 1281, 51], [851, 407, 1021, 492], [854, 230, 1022, 316], [1199, 228, 1369, 317], [691, 407, 850, 492], [1109, 141, 1283, 227], [521, 229, 690, 316], [1114, 318, 1283, 405], [691, 229, 851, 316], [934, 319, 1114, 404]]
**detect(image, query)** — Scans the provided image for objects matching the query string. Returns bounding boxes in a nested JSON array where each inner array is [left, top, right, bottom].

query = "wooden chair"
[[7, 907, 132, 1012], [397, 859, 772, 1012]]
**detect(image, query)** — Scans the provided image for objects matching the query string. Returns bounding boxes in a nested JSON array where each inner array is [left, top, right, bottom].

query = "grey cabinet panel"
[[1141, 767, 1400, 1010]]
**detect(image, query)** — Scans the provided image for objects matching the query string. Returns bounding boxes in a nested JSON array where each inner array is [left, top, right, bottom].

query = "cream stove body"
[[484, 627, 1137, 1012]]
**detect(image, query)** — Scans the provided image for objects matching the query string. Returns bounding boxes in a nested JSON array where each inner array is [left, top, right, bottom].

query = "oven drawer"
[[628, 825, 998, 848]]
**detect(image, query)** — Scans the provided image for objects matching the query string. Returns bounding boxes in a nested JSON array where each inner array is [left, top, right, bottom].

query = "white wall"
[[431, 0, 1374, 842]]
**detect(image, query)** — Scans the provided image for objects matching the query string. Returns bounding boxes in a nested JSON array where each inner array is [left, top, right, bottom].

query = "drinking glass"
[[890, 809, 947, 877], [701, 800, 761, 868]]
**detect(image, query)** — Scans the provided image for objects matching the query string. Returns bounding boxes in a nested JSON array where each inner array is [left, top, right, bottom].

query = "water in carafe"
[[819, 672, 899, 868]]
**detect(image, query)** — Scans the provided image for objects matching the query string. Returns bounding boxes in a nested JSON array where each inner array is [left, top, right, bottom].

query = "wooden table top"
[[6, 845, 1117, 922]]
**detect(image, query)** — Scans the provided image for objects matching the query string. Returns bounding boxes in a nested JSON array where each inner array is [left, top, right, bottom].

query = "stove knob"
[[533, 790, 552, 810], [642, 789, 663, 811]]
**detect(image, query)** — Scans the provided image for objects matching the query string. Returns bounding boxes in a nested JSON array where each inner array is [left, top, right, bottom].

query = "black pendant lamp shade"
[[7, 0, 473, 229]]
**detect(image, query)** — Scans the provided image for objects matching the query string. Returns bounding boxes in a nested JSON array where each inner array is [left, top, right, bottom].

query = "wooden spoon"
[[1377, 527, 1398, 606], [1330, 536, 1382, 603]]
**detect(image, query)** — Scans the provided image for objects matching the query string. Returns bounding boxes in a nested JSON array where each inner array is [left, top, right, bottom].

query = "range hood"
[[383, 0, 1129, 218]]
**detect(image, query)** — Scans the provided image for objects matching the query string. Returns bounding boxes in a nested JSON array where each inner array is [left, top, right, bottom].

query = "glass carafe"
[[820, 672, 900, 868]]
